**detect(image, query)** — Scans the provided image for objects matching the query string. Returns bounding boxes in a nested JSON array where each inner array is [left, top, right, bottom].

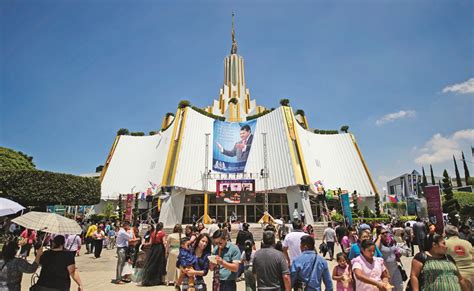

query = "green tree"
[[454, 155, 462, 187], [178, 100, 191, 109], [430, 164, 436, 185], [442, 169, 460, 226], [462, 151, 471, 185], [374, 192, 381, 217], [102, 202, 115, 218], [340, 125, 349, 133], [118, 194, 124, 221], [134, 193, 140, 221], [149, 131, 158, 135], [279, 98, 290, 106], [0, 147, 36, 170], [422, 166, 428, 186], [117, 128, 130, 136], [352, 190, 359, 216], [363, 206, 370, 218]]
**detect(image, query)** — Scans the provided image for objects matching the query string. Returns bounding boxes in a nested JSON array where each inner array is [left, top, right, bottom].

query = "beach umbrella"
[[12, 211, 81, 235], [0, 198, 25, 217]]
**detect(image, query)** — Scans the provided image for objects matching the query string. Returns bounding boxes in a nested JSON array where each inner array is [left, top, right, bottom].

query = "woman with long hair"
[[19, 228, 36, 259], [348, 230, 382, 260], [352, 239, 392, 291], [375, 229, 403, 291], [410, 233, 471, 291], [34, 235, 84, 291], [0, 240, 42, 291], [178, 233, 212, 291], [165, 224, 182, 286], [141, 222, 167, 286]]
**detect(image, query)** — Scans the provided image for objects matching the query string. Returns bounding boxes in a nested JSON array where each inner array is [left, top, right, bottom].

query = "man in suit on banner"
[[216, 125, 253, 162]]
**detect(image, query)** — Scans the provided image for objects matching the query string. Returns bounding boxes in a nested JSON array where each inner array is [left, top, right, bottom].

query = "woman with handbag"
[[33, 235, 84, 291], [0, 240, 42, 291], [375, 229, 404, 291], [409, 233, 471, 291]]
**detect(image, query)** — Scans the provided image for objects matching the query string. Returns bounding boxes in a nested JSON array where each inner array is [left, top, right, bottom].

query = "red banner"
[[125, 194, 134, 222], [424, 185, 444, 234]]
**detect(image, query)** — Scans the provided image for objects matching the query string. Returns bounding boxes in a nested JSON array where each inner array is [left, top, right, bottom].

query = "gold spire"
[[231, 12, 238, 54]]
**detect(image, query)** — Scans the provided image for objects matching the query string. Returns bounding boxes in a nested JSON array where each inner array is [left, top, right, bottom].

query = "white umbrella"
[[12, 211, 81, 235], [0, 198, 25, 217]]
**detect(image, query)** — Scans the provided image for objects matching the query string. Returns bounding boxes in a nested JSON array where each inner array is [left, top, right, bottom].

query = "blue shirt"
[[178, 247, 197, 267], [348, 243, 382, 260], [212, 242, 241, 281], [290, 251, 333, 291], [194, 251, 210, 281]]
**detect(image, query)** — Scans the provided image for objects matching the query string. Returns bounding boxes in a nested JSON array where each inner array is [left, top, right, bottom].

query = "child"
[[241, 240, 256, 291], [332, 252, 353, 291], [176, 237, 197, 291]]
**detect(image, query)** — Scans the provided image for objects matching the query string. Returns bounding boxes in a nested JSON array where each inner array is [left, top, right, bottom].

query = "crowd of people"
[[1, 216, 473, 291]]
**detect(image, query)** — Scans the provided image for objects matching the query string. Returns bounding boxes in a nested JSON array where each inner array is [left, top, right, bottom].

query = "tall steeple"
[[205, 12, 266, 121], [231, 12, 238, 54]]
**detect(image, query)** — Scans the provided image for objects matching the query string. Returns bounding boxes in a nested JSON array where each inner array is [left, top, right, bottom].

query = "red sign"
[[424, 185, 444, 234], [216, 179, 256, 204], [125, 194, 134, 222]]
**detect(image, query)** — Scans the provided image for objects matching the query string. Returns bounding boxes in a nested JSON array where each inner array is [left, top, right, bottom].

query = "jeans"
[[220, 280, 237, 291], [116, 247, 127, 281], [244, 266, 256, 291], [327, 242, 335, 259]]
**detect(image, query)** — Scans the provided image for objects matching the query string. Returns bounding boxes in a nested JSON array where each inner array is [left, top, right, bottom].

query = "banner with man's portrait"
[[212, 119, 257, 173]]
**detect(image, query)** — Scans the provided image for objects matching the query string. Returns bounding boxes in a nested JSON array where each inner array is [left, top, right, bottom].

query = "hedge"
[[353, 218, 391, 223], [0, 147, 36, 170], [247, 109, 272, 121], [0, 170, 101, 206], [191, 106, 225, 121]]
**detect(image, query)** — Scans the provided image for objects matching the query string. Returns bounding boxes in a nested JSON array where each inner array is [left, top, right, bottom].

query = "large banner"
[[216, 179, 256, 204], [340, 193, 353, 226], [424, 185, 444, 234], [213, 119, 257, 173]]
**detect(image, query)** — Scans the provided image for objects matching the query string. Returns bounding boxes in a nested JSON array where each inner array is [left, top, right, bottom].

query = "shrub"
[[130, 132, 145, 136], [149, 131, 158, 135], [398, 216, 417, 223], [117, 128, 130, 136], [295, 109, 305, 116], [331, 212, 344, 222], [178, 100, 191, 109], [0, 170, 101, 206], [279, 99, 290, 106], [247, 109, 272, 121], [95, 165, 104, 173], [340, 125, 349, 133], [191, 106, 225, 121], [353, 217, 391, 223]]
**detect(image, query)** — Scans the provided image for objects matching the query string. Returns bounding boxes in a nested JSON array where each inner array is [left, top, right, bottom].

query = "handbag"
[[294, 254, 319, 291], [19, 237, 28, 247], [398, 262, 408, 281]]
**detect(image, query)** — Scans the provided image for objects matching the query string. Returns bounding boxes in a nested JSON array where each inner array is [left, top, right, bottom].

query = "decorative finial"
[[231, 12, 238, 54]]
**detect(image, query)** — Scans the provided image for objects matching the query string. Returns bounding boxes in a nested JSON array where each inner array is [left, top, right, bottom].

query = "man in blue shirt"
[[210, 229, 241, 291], [290, 235, 333, 291]]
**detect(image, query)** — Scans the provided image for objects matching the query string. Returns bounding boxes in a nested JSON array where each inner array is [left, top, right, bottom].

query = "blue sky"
[[1, 0, 473, 192]]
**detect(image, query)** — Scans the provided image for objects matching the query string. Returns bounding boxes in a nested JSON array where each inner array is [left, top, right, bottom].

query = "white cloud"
[[376, 110, 416, 126], [415, 129, 474, 165], [442, 78, 474, 94]]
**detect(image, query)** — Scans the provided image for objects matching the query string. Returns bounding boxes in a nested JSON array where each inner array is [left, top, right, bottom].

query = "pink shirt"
[[334, 265, 353, 291], [351, 255, 386, 291], [341, 236, 351, 251], [20, 230, 36, 244]]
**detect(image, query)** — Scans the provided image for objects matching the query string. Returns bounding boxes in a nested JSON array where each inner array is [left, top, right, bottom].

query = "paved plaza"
[[21, 239, 413, 290]]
